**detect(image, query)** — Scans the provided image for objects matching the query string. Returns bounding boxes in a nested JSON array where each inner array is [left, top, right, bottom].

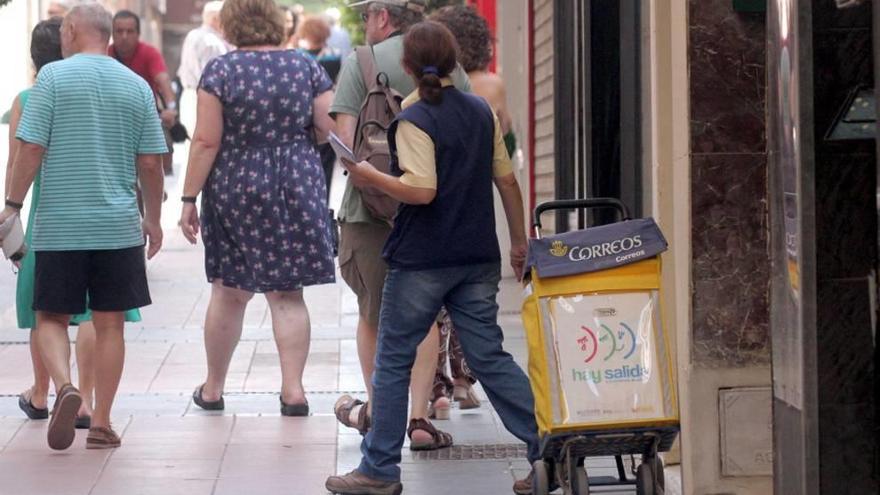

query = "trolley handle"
[[532, 198, 631, 237]]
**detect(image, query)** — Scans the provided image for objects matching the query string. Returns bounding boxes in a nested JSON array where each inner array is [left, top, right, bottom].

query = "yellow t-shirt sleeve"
[[395, 120, 437, 190], [492, 112, 513, 178]]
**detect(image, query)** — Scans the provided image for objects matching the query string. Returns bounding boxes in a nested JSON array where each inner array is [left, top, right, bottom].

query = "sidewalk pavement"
[[0, 143, 657, 494]]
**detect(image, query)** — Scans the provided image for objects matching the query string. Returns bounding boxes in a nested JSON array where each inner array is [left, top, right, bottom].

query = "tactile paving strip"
[[411, 443, 528, 460]]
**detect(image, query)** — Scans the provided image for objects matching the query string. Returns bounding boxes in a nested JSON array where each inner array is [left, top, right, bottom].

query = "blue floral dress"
[[198, 50, 335, 292]]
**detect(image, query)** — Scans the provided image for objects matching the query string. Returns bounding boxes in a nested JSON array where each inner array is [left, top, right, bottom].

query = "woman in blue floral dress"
[[179, 0, 335, 416]]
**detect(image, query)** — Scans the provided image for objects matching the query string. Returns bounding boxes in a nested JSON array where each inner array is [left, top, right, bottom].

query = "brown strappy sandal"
[[86, 426, 121, 450], [407, 418, 453, 451], [334, 394, 371, 435]]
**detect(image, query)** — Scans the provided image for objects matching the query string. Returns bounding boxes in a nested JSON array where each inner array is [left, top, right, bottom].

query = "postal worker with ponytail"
[[325, 20, 542, 495]]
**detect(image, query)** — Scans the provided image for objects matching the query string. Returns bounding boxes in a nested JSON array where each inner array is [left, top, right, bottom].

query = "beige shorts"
[[338, 221, 392, 328]]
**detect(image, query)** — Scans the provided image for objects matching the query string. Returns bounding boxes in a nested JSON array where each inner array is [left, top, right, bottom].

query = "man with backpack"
[[329, 0, 471, 456]]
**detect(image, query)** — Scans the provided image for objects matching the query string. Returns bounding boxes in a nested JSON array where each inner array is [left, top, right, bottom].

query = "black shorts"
[[33, 246, 151, 314]]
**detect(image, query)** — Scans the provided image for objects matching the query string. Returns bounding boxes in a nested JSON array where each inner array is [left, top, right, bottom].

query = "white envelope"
[[0, 214, 27, 261], [328, 131, 358, 165]]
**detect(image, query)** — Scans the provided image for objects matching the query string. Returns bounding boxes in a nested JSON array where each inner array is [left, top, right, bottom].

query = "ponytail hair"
[[417, 65, 443, 104], [402, 21, 459, 105]]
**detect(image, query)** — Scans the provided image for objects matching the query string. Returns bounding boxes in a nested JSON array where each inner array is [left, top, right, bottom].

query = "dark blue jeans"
[[357, 262, 540, 481]]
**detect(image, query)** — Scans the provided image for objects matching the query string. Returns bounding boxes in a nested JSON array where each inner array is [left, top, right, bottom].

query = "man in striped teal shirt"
[[1, 3, 166, 451]]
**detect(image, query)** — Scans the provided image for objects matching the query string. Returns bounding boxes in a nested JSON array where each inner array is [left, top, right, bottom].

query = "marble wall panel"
[[689, 0, 766, 153], [690, 0, 770, 367], [691, 154, 771, 366]]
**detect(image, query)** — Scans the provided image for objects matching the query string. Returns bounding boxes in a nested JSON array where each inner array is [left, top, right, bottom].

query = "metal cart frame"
[[525, 198, 680, 495]]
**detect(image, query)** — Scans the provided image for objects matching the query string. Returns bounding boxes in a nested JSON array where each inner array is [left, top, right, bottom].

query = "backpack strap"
[[356, 46, 379, 92], [382, 75, 402, 115], [356, 46, 402, 114]]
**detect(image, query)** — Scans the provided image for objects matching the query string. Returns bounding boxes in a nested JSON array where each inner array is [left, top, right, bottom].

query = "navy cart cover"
[[526, 218, 667, 278]]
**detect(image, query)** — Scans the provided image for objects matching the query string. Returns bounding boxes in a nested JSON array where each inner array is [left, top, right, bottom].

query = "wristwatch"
[[166, 101, 177, 111]]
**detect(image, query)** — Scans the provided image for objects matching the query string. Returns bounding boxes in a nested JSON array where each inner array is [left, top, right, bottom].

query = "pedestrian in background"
[[46, 0, 83, 18], [326, 8, 353, 60], [428, 3, 518, 419], [296, 15, 343, 81], [296, 14, 343, 200], [325, 21, 538, 495], [4, 16, 144, 433], [432, 5, 514, 149], [178, 1, 231, 135], [281, 4, 304, 49], [329, 0, 470, 451], [179, 0, 336, 417], [1, 3, 166, 450], [110, 10, 179, 176]]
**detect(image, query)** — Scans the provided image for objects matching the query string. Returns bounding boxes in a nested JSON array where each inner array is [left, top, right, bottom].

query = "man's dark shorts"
[[33, 245, 151, 314]]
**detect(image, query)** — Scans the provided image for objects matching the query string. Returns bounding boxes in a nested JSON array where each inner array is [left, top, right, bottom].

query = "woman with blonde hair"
[[180, 0, 336, 416]]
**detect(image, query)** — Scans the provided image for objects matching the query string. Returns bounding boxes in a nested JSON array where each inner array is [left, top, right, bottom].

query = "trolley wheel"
[[554, 458, 567, 490], [532, 460, 550, 495], [652, 456, 665, 490], [568, 457, 590, 495], [636, 462, 661, 495]]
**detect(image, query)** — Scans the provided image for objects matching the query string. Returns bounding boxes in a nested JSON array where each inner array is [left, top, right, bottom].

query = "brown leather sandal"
[[407, 418, 453, 451], [86, 426, 121, 450], [334, 394, 370, 435], [47, 384, 82, 451]]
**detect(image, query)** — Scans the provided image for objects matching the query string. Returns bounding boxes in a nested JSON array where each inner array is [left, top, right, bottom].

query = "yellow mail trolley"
[[522, 199, 679, 495]]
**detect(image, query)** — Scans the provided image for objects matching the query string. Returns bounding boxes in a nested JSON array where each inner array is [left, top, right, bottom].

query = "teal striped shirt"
[[16, 53, 167, 251]]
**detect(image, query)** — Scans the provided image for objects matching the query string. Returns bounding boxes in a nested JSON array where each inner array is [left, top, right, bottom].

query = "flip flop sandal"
[[407, 418, 453, 451], [334, 395, 371, 435], [47, 384, 82, 451], [280, 397, 309, 416], [192, 384, 224, 411], [18, 393, 49, 420]]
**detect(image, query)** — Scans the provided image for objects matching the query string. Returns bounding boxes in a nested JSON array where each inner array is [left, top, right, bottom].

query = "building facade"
[[488, 0, 879, 493], [0, 0, 166, 114]]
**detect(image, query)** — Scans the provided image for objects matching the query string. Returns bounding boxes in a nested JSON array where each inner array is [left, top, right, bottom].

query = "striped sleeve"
[[16, 67, 56, 147], [137, 83, 168, 155]]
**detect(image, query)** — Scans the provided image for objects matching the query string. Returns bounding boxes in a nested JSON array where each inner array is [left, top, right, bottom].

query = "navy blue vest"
[[382, 88, 501, 270]]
